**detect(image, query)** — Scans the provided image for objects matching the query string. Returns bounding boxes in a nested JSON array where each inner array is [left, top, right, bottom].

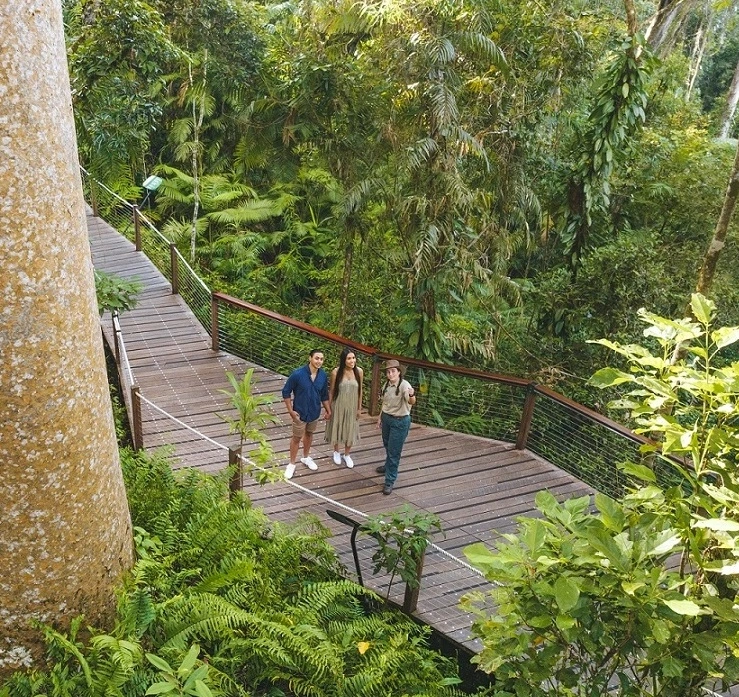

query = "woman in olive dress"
[[325, 347, 363, 468]]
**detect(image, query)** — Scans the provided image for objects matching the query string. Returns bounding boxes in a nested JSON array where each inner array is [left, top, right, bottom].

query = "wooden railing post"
[[402, 543, 427, 614], [211, 294, 220, 352], [170, 244, 179, 294], [133, 205, 141, 251], [131, 385, 144, 451], [369, 356, 382, 416], [228, 447, 243, 499], [89, 177, 98, 217], [515, 382, 538, 451]]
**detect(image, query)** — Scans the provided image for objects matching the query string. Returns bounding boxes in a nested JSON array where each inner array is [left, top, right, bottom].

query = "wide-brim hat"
[[383, 359, 401, 370]]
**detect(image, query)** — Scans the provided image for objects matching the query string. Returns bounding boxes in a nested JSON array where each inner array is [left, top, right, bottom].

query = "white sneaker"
[[284, 463, 296, 480], [300, 456, 318, 470], [333, 451, 342, 465], [343, 454, 354, 469]]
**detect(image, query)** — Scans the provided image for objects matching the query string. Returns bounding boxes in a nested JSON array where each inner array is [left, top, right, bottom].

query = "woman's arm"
[[327, 368, 337, 407], [404, 380, 416, 406], [357, 367, 364, 415]]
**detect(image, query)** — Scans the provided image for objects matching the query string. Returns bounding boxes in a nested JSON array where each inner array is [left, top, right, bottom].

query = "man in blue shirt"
[[282, 349, 331, 479]]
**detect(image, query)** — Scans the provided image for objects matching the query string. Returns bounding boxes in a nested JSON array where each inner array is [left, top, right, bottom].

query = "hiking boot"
[[375, 465, 386, 474], [382, 484, 393, 495]]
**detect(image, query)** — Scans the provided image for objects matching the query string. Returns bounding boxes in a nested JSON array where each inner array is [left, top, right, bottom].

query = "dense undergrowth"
[[0, 448, 485, 697]]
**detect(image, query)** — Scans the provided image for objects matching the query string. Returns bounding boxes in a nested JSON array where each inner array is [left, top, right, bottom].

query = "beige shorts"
[[292, 417, 319, 438]]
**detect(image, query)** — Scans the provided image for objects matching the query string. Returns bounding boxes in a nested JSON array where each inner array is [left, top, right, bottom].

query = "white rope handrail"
[[112, 312, 134, 387], [136, 390, 486, 578]]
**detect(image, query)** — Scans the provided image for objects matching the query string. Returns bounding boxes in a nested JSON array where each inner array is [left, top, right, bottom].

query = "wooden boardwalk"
[[88, 211, 593, 651]]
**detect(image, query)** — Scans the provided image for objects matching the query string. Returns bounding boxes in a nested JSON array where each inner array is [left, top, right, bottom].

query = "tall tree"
[[0, 0, 133, 674], [695, 139, 739, 296]]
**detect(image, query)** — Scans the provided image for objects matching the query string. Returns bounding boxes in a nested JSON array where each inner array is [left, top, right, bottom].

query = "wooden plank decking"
[[88, 211, 594, 652]]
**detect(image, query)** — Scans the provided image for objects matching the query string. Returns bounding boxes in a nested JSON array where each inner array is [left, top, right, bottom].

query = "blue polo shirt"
[[282, 364, 329, 423]]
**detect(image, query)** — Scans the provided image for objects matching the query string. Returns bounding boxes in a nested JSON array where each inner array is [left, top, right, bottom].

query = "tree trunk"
[[0, 0, 133, 675], [623, 0, 638, 38], [720, 59, 739, 139], [645, 0, 699, 56], [695, 141, 739, 296], [686, 15, 710, 102]]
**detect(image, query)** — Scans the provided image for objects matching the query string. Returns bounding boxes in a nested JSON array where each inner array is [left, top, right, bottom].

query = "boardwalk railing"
[[83, 169, 650, 498], [109, 311, 144, 450]]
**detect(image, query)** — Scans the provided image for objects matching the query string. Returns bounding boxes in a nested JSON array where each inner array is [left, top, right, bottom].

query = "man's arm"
[[282, 373, 298, 421], [284, 396, 298, 421]]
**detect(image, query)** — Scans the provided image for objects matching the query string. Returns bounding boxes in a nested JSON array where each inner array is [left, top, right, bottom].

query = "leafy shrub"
[[2, 449, 478, 697]]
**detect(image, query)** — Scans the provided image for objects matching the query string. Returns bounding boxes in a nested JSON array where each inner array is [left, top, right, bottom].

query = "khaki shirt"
[[381, 379, 414, 417]]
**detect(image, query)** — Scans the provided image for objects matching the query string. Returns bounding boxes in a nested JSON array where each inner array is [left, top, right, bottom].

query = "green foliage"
[[559, 35, 655, 264], [463, 488, 739, 696], [218, 369, 281, 483], [94, 269, 142, 315], [362, 506, 443, 597], [1, 449, 471, 697], [462, 296, 739, 696], [589, 293, 739, 474], [145, 645, 216, 697]]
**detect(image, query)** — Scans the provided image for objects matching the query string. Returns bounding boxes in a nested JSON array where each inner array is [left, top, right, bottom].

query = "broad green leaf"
[[663, 599, 703, 616], [184, 665, 208, 687], [145, 683, 176, 696], [693, 518, 739, 532], [690, 293, 715, 325], [590, 367, 633, 388], [554, 577, 580, 611], [651, 619, 670, 644], [523, 519, 546, 554], [194, 680, 214, 697], [703, 560, 739, 575], [619, 462, 656, 483], [595, 493, 624, 531], [645, 532, 681, 557], [529, 615, 552, 628], [621, 581, 644, 595], [463, 543, 496, 570], [555, 614, 577, 630], [179, 644, 200, 674], [534, 490, 558, 517], [662, 656, 685, 678], [712, 326, 739, 349], [146, 654, 173, 673]]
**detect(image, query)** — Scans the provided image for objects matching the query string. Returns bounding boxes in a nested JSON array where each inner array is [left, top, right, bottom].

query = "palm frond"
[[427, 82, 460, 128], [206, 198, 285, 225], [452, 30, 508, 73]]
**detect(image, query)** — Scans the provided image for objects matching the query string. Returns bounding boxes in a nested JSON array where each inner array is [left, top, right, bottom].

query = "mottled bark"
[[645, 0, 700, 56], [0, 0, 133, 675], [623, 0, 638, 38], [686, 16, 710, 102], [695, 141, 739, 296], [720, 59, 739, 139]]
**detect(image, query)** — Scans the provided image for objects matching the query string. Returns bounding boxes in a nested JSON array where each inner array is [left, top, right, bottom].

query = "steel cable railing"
[[83, 169, 655, 499]]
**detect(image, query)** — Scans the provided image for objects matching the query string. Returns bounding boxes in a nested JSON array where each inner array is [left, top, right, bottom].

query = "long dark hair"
[[333, 347, 361, 401]]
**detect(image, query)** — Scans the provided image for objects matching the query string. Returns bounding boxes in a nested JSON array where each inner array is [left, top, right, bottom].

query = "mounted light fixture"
[[142, 175, 163, 192]]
